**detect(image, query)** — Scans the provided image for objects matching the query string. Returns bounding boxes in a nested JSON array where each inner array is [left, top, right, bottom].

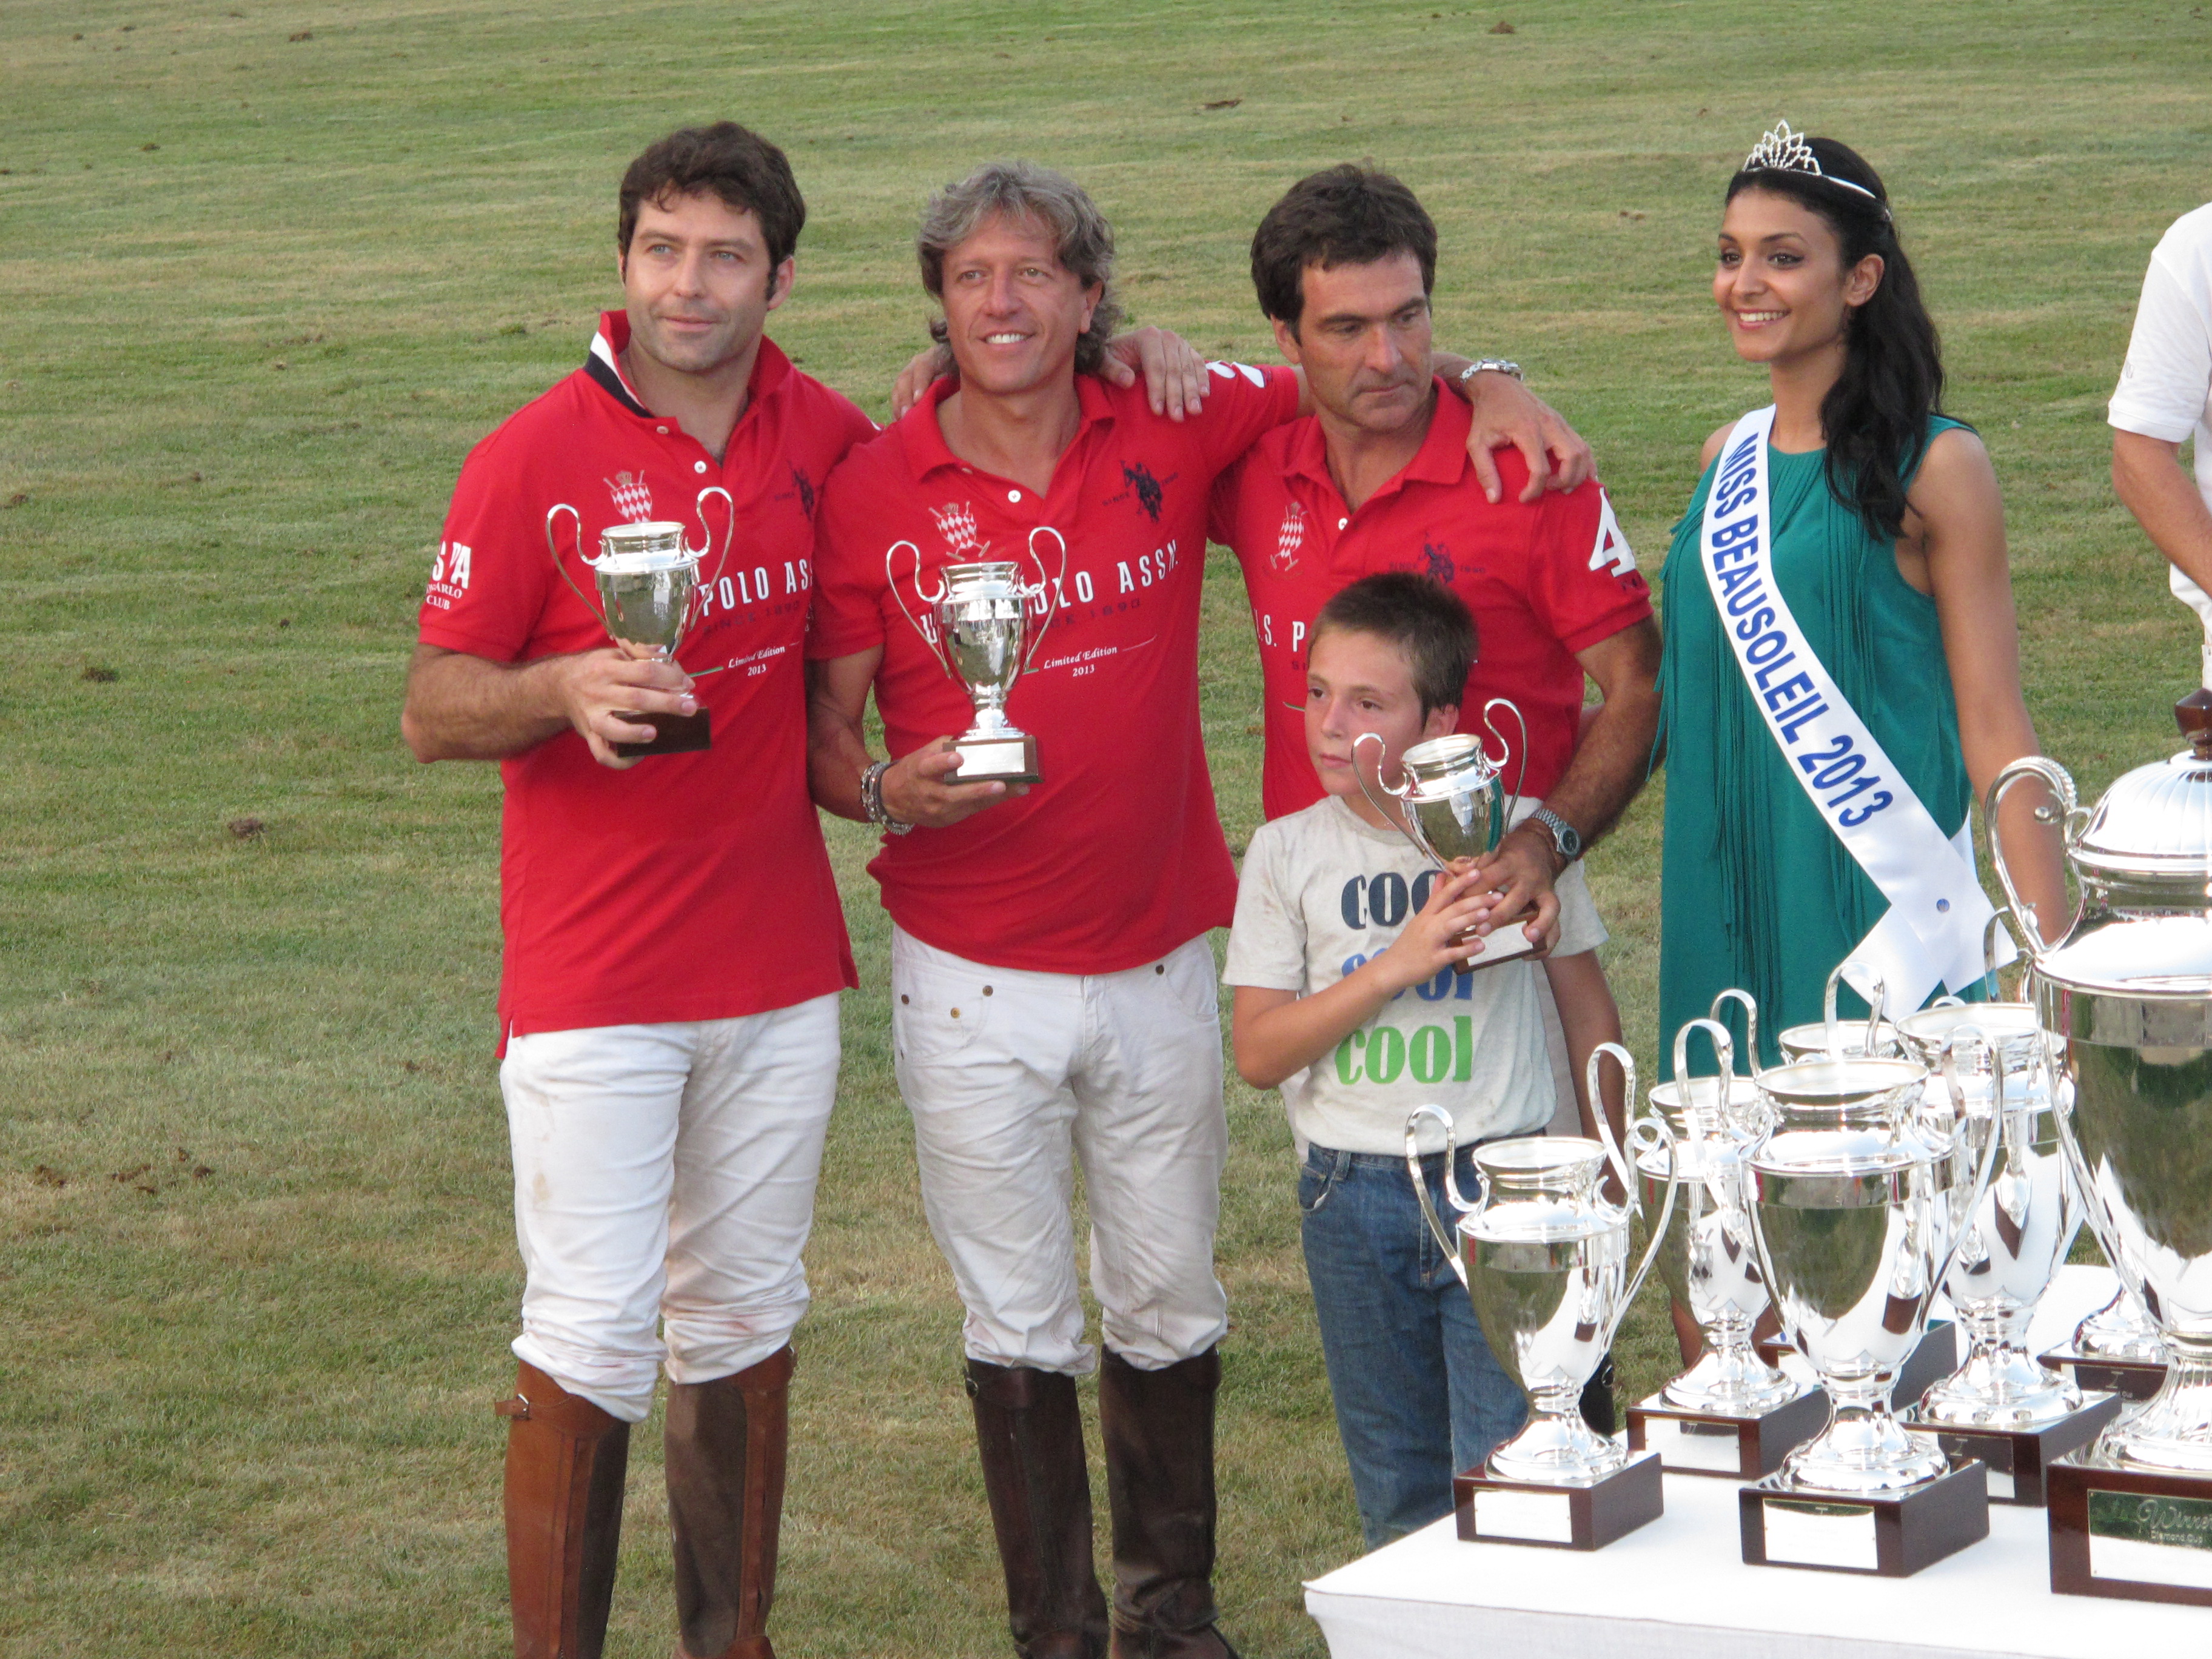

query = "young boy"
[[1222, 571, 1614, 1547]]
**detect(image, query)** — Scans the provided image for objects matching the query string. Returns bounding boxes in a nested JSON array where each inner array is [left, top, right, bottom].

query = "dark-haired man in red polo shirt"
[[805, 159, 1581, 1659], [403, 122, 873, 1659], [1212, 163, 1658, 1179]]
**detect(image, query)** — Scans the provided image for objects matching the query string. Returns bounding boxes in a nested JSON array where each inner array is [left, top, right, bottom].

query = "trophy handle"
[[1982, 911, 2026, 1002], [1595, 1053, 1678, 1356], [1707, 987, 1763, 1079], [1819, 963, 1886, 1057], [1862, 973, 1889, 1057], [1934, 1028, 2009, 1293], [1351, 731, 1422, 840], [1584, 1041, 1641, 1203], [689, 486, 736, 589], [545, 503, 610, 629], [1404, 1105, 1469, 1288], [1671, 1017, 1735, 1144], [883, 539, 957, 681], [1481, 697, 1532, 830], [1984, 756, 2082, 963], [1020, 526, 1067, 673]]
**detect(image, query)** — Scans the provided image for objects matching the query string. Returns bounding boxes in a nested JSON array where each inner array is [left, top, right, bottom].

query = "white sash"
[[1698, 406, 2005, 1012]]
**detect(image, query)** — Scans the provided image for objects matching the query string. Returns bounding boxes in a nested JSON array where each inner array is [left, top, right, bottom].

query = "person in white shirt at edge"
[[1222, 571, 1611, 1547], [2110, 201, 2212, 638]]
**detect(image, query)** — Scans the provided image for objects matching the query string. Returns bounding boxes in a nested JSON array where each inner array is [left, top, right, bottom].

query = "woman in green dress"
[[1657, 126, 2066, 1073]]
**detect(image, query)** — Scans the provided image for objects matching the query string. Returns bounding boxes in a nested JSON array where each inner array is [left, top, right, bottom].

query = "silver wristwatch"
[[1458, 357, 1524, 384], [861, 759, 914, 835], [1528, 805, 1581, 865]]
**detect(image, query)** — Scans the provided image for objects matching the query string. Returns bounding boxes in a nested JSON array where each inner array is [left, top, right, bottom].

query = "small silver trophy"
[[545, 488, 732, 757], [886, 528, 1064, 784], [1354, 700, 1529, 973], [1405, 1044, 1677, 1549]]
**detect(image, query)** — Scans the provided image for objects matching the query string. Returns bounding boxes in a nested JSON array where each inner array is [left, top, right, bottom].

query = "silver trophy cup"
[[1355, 700, 1530, 974], [1989, 735, 2212, 1476], [545, 489, 732, 757], [1642, 1017, 1802, 1416], [887, 529, 1064, 784], [1745, 1051, 2000, 1495], [1409, 1044, 1677, 1485], [1911, 1030, 2086, 1430]]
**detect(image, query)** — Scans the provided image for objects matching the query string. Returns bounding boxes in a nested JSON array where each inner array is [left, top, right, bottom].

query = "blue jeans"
[[1299, 1142, 1530, 1548]]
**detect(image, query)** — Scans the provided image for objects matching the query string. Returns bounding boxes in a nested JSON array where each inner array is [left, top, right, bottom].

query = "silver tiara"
[[1743, 120, 1884, 209]]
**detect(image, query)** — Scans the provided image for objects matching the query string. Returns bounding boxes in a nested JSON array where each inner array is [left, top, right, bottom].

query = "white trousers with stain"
[[499, 994, 840, 1423]]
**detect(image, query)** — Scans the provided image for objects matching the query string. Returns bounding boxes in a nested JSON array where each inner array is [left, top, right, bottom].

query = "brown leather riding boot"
[[665, 1345, 794, 1659], [498, 1361, 631, 1659], [1097, 1348, 1238, 1659], [966, 1359, 1112, 1659]]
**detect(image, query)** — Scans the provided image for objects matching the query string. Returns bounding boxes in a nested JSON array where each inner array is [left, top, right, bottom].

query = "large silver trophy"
[[1737, 1045, 2002, 1575], [1988, 683, 2212, 1601], [1626, 1014, 1828, 1478], [546, 489, 732, 757], [1355, 700, 1530, 973], [1405, 1044, 1677, 1549], [887, 528, 1064, 784]]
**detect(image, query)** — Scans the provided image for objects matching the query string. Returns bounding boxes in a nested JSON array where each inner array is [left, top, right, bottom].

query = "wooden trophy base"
[[1452, 1451, 1663, 1550], [2049, 1453, 2212, 1604], [1740, 1457, 1988, 1577], [611, 707, 711, 758], [1626, 1387, 1829, 1480], [2039, 1347, 2169, 1403], [1901, 1392, 2124, 1506], [1758, 1321, 1956, 1410], [951, 729, 1039, 785]]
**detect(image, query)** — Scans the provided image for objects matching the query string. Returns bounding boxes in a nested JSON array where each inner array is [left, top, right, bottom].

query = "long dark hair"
[[1726, 138, 1943, 542]]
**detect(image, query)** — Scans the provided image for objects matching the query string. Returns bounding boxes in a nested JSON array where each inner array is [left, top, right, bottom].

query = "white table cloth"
[[1304, 1267, 2207, 1658]]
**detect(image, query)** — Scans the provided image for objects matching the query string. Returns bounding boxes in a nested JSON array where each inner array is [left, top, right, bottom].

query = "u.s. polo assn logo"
[[1270, 501, 1305, 574], [605, 469, 655, 523], [929, 500, 987, 557]]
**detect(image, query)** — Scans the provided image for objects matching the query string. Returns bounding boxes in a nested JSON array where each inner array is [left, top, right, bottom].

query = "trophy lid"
[[2068, 692, 2212, 880]]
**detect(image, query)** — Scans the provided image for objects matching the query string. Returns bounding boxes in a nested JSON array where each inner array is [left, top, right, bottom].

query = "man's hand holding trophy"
[[544, 488, 734, 766], [873, 525, 1065, 829]]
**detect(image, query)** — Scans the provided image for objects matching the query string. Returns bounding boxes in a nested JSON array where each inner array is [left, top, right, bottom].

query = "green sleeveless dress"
[[1656, 417, 1973, 1074]]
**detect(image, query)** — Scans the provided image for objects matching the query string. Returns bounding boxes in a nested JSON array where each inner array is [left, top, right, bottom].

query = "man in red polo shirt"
[[1216, 162, 1657, 1003], [805, 159, 1577, 1659], [402, 124, 873, 1659]]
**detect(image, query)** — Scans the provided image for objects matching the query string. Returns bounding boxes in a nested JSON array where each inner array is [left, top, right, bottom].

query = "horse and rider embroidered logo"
[[605, 470, 655, 523], [1270, 502, 1305, 574], [929, 500, 987, 557]]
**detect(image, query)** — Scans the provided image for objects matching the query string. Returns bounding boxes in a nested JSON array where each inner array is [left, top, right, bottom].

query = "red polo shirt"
[[809, 362, 1302, 973], [419, 312, 876, 1045], [1208, 384, 1652, 821]]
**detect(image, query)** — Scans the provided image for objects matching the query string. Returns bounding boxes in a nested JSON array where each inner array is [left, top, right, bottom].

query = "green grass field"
[[4, 1, 2209, 1652]]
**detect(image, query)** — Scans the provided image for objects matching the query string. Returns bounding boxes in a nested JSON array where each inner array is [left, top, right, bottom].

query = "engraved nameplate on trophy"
[[1903, 1390, 2123, 1507], [1741, 1460, 1989, 1577], [1629, 1390, 1830, 1481], [2051, 1456, 2212, 1604], [1455, 1453, 1664, 1551]]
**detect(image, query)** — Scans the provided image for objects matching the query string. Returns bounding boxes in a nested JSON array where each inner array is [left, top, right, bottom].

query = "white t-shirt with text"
[[1223, 794, 1607, 1157]]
